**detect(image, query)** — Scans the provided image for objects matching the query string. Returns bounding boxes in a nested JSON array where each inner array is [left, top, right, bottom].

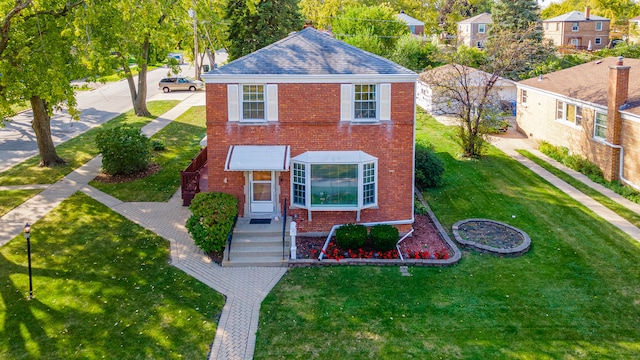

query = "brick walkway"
[[0, 92, 286, 360]]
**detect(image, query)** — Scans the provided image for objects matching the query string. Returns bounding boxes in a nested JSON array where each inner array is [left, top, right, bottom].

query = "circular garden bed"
[[452, 218, 530, 256]]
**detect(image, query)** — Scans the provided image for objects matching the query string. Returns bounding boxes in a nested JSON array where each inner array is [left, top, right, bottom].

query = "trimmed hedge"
[[370, 224, 399, 251], [335, 223, 367, 250], [415, 140, 444, 189], [185, 192, 238, 253], [95, 125, 151, 175]]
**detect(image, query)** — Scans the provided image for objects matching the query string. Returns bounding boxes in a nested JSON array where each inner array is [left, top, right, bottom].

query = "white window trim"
[[595, 37, 602, 45], [570, 38, 579, 46], [341, 83, 391, 122], [594, 111, 608, 139], [555, 100, 583, 129], [227, 84, 279, 123], [572, 22, 579, 32], [520, 89, 528, 106], [478, 24, 486, 34], [596, 21, 603, 31], [290, 152, 378, 211]]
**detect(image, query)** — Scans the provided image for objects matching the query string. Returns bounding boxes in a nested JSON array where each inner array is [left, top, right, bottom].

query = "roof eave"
[[202, 73, 418, 84]]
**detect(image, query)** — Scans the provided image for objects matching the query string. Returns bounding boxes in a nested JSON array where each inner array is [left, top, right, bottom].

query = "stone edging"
[[289, 189, 462, 267], [452, 218, 531, 257]]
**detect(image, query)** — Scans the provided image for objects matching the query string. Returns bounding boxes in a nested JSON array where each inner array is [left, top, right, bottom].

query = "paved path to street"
[[0, 91, 286, 360]]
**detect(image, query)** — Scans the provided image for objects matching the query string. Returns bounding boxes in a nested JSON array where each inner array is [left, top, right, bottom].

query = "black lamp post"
[[23, 223, 33, 299]]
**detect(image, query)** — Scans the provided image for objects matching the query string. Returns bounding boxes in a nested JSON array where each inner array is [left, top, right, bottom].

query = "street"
[[0, 64, 200, 172]]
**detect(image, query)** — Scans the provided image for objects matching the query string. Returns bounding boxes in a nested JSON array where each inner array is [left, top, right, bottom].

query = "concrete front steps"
[[222, 217, 291, 267]]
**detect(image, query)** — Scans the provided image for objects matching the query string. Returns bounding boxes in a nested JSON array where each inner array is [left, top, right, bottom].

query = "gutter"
[[601, 140, 640, 192]]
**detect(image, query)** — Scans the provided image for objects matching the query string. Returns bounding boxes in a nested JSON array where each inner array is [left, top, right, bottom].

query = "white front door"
[[250, 171, 275, 213]]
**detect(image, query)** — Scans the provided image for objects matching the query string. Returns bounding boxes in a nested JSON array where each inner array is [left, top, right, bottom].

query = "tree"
[[331, 3, 408, 56], [389, 33, 439, 71], [299, 0, 353, 30], [491, 0, 540, 32], [225, 0, 304, 61], [77, 1, 189, 117], [0, 0, 85, 166], [422, 26, 552, 157]]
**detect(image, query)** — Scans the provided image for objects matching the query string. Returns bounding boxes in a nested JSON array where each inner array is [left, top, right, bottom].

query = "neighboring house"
[[417, 64, 516, 115], [629, 15, 640, 44], [397, 10, 424, 36], [516, 56, 640, 189], [201, 28, 418, 234], [542, 7, 610, 50], [457, 13, 492, 48]]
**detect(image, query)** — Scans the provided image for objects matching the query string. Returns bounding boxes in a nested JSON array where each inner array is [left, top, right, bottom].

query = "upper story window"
[[341, 83, 391, 122], [354, 84, 377, 119], [572, 22, 579, 31], [242, 85, 265, 120], [556, 100, 582, 127], [595, 112, 607, 138], [227, 84, 278, 122], [478, 24, 486, 34], [595, 21, 603, 31]]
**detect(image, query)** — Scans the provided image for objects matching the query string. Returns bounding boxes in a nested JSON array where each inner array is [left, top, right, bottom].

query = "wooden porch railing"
[[180, 146, 207, 206]]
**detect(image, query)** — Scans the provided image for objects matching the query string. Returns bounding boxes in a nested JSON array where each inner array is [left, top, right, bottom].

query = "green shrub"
[[415, 140, 445, 189], [335, 223, 367, 250], [369, 224, 399, 251], [414, 200, 428, 215], [185, 192, 238, 253], [95, 125, 150, 175], [151, 139, 166, 151]]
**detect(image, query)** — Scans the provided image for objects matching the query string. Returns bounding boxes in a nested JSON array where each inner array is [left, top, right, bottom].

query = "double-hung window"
[[595, 21, 603, 31], [521, 90, 528, 105], [595, 112, 607, 138], [478, 24, 486, 34], [572, 22, 579, 31], [556, 100, 583, 126], [354, 84, 377, 119], [595, 37, 602, 45], [291, 151, 377, 210], [242, 85, 265, 120]]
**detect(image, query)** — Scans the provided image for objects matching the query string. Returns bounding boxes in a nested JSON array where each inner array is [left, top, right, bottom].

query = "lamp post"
[[189, 6, 199, 81], [23, 223, 33, 299]]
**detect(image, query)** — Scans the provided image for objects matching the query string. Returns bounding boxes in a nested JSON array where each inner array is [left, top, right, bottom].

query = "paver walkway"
[[0, 92, 286, 360]]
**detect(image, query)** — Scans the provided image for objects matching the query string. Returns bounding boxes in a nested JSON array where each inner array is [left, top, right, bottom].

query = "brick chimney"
[[604, 56, 630, 180], [585, 6, 590, 20]]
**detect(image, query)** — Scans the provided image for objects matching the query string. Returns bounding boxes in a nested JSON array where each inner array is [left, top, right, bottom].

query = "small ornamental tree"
[[95, 125, 150, 175], [186, 192, 238, 253]]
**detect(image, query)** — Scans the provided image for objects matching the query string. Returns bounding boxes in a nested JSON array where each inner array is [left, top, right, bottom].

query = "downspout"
[[601, 140, 640, 192]]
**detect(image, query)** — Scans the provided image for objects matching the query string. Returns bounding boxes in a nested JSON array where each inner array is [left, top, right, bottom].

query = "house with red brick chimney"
[[200, 28, 418, 235], [515, 57, 640, 190], [542, 7, 610, 50]]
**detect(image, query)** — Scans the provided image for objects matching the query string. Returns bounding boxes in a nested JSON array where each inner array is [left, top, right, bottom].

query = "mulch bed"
[[94, 164, 161, 183], [456, 221, 524, 249]]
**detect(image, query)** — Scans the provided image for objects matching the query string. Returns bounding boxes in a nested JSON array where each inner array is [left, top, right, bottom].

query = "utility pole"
[[189, 4, 199, 80]]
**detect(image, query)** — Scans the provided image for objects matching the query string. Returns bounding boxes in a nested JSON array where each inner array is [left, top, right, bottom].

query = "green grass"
[[0, 192, 224, 358], [254, 113, 640, 359], [0, 101, 179, 187], [519, 149, 640, 228], [0, 190, 42, 217], [89, 106, 207, 202]]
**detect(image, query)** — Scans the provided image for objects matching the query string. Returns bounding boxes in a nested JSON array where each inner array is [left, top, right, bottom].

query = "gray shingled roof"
[[397, 12, 424, 26], [519, 57, 640, 117], [207, 28, 416, 76], [543, 10, 609, 22], [458, 13, 493, 24]]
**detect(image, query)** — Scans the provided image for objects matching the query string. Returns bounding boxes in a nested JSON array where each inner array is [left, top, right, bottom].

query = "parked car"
[[158, 77, 203, 92]]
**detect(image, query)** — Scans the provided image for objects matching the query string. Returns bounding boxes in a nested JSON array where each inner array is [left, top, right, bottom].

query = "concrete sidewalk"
[[0, 91, 286, 360]]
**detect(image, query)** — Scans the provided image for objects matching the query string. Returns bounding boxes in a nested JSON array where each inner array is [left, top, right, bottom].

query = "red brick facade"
[[205, 82, 416, 234]]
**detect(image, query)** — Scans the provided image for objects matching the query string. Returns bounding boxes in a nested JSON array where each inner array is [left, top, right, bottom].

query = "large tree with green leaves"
[[491, 0, 540, 31], [331, 3, 408, 56], [0, 0, 85, 166], [77, 1, 189, 117], [225, 0, 304, 61]]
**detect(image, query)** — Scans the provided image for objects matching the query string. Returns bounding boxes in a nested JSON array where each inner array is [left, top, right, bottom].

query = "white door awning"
[[225, 145, 291, 171]]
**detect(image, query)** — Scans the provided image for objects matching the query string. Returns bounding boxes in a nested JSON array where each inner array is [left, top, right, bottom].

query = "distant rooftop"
[[458, 13, 493, 24], [543, 10, 609, 22], [397, 11, 424, 26]]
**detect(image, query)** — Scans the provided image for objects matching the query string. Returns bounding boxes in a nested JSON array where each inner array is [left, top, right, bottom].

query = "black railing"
[[226, 215, 238, 262], [282, 198, 287, 260]]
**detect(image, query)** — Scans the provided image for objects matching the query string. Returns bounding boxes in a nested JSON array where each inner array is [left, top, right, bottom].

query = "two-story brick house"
[[201, 28, 418, 234], [457, 13, 492, 48], [516, 57, 640, 190], [542, 7, 610, 50]]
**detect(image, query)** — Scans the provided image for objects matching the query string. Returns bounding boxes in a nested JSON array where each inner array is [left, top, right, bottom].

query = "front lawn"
[[0, 190, 41, 217], [0, 192, 224, 358], [254, 114, 640, 359], [0, 101, 179, 187], [89, 106, 206, 202]]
